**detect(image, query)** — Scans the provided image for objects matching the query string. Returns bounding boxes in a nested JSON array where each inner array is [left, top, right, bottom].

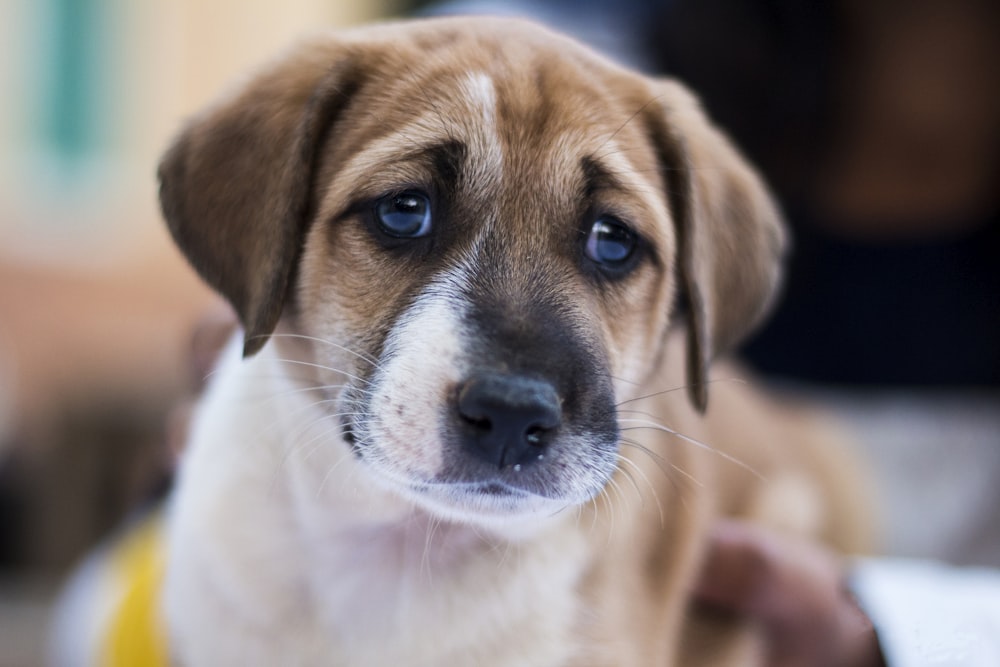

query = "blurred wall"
[[0, 0, 398, 573], [1, 0, 392, 252]]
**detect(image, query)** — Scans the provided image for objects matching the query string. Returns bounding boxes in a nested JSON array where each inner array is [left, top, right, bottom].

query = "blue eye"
[[585, 217, 636, 266], [374, 191, 432, 238]]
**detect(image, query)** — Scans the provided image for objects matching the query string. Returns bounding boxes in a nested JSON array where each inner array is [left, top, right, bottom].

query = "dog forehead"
[[327, 59, 657, 206], [318, 20, 671, 248], [352, 19, 650, 144], [418, 63, 658, 200]]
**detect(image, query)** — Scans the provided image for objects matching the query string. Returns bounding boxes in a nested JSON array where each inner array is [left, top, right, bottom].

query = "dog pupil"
[[588, 219, 634, 264]]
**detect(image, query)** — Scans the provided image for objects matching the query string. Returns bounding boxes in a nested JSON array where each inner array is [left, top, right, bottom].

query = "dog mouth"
[[412, 479, 531, 502], [342, 417, 605, 522], [349, 433, 618, 526], [398, 476, 580, 524], [337, 367, 621, 524], [477, 481, 524, 496]]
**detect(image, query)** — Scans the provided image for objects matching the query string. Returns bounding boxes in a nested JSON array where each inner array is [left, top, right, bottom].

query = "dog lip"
[[414, 479, 529, 498], [475, 481, 525, 497]]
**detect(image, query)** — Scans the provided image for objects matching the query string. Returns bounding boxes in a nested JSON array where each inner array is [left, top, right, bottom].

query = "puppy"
[[153, 16, 868, 666]]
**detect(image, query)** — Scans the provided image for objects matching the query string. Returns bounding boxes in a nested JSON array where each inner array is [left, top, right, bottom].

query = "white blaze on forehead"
[[459, 71, 497, 122], [457, 71, 503, 188]]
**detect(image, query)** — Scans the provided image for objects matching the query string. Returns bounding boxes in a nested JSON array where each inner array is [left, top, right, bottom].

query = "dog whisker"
[[287, 412, 355, 461], [420, 514, 442, 584], [614, 377, 747, 409], [244, 371, 371, 397], [266, 333, 381, 368], [622, 438, 698, 516], [615, 429, 702, 491], [614, 386, 688, 408], [483, 528, 513, 574], [267, 406, 365, 487], [618, 418, 764, 480], [313, 447, 359, 500], [268, 398, 352, 443], [605, 475, 628, 540], [593, 93, 664, 161], [622, 439, 704, 491], [248, 380, 350, 398], [594, 487, 619, 548], [610, 374, 644, 389], [612, 460, 643, 504], [615, 454, 665, 529], [238, 381, 367, 428], [251, 394, 344, 436], [267, 357, 376, 387]]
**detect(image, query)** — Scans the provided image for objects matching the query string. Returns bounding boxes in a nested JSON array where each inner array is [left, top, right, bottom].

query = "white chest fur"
[[163, 340, 591, 666]]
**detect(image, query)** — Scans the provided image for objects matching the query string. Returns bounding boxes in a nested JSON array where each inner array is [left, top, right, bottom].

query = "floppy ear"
[[647, 80, 787, 412], [158, 46, 363, 356]]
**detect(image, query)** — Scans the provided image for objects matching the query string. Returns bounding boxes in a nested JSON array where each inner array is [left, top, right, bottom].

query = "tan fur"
[[158, 17, 871, 666]]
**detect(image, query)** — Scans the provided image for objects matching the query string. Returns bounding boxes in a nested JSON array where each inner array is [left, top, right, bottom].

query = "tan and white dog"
[[153, 16, 869, 666]]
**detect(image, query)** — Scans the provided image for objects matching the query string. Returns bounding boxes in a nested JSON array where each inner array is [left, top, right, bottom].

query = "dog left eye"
[[374, 191, 432, 238], [585, 217, 636, 266]]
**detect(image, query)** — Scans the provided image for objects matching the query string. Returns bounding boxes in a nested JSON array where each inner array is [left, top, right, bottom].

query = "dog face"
[[159, 18, 784, 526]]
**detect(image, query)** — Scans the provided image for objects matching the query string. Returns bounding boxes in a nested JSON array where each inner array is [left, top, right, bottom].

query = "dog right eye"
[[373, 191, 433, 238], [585, 217, 637, 267]]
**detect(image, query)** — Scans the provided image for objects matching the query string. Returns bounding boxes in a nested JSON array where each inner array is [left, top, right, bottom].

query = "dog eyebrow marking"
[[327, 75, 501, 205], [426, 141, 467, 190], [324, 138, 467, 217], [581, 155, 628, 197], [578, 150, 655, 211]]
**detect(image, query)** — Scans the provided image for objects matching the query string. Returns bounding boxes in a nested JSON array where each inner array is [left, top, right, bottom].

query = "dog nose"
[[456, 373, 561, 469]]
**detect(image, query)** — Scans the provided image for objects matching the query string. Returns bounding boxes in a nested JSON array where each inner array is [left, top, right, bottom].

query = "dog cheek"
[[604, 266, 677, 387], [295, 224, 412, 372], [365, 364, 449, 479], [363, 292, 472, 480]]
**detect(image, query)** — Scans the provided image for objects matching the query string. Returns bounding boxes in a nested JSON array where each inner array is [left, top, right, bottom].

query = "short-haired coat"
[[154, 16, 869, 666]]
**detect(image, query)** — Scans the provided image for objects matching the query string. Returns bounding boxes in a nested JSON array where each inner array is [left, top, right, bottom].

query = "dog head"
[[159, 17, 784, 526]]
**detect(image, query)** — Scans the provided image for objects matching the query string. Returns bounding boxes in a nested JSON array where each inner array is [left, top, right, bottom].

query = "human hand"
[[694, 519, 886, 667]]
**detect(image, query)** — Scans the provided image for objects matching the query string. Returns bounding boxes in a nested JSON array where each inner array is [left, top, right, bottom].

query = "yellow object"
[[101, 515, 170, 667]]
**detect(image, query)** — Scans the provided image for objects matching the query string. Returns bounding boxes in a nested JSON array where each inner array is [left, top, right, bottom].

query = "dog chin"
[[373, 472, 585, 534]]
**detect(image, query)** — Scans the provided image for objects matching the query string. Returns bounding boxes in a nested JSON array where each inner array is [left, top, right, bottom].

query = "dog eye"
[[585, 217, 636, 266], [374, 191, 432, 238]]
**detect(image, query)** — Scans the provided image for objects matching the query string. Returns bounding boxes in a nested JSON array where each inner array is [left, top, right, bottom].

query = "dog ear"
[[647, 80, 787, 412], [158, 48, 362, 357]]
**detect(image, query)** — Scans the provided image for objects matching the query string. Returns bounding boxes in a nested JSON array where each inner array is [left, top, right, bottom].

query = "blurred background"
[[0, 1, 398, 663], [1, 0, 998, 664]]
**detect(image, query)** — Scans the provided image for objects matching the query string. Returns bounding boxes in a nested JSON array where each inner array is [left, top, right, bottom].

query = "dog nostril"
[[461, 414, 493, 432], [456, 373, 561, 469]]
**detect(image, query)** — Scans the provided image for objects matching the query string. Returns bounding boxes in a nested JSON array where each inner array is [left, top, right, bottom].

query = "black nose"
[[456, 372, 561, 469]]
